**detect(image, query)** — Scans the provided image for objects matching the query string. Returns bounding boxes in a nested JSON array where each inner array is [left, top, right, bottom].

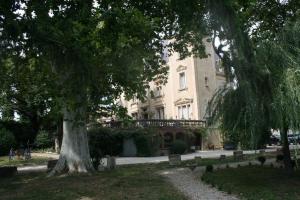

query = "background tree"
[[206, 0, 300, 172], [0, 57, 58, 144]]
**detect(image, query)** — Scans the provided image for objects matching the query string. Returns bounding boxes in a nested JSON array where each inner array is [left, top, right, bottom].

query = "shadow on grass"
[[202, 166, 300, 200]]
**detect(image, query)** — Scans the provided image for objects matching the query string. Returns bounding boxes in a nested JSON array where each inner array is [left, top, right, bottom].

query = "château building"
[[116, 41, 227, 150], [119, 42, 226, 122]]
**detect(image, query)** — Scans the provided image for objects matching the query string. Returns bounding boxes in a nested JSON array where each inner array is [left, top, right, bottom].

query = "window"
[[177, 104, 191, 119], [142, 107, 149, 119], [179, 72, 186, 90], [131, 112, 138, 119], [178, 106, 182, 119], [156, 107, 165, 119]]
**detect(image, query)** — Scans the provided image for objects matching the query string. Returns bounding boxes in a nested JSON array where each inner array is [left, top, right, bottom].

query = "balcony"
[[98, 119, 206, 129]]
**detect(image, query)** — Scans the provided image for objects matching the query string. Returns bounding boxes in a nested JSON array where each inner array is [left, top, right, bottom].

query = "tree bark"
[[49, 106, 94, 176], [54, 118, 63, 153], [281, 125, 293, 174]]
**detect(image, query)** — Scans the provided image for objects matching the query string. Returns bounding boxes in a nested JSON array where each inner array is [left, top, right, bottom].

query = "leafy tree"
[[206, 0, 300, 172], [0, 0, 208, 175], [0, 58, 58, 140]]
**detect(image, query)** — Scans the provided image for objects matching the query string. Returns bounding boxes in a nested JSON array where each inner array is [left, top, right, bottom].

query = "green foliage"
[[0, 0, 211, 122], [207, 1, 300, 153], [0, 121, 36, 146], [206, 165, 214, 173], [170, 140, 187, 155], [0, 126, 16, 156], [88, 127, 122, 168], [35, 130, 53, 149], [134, 133, 160, 157], [193, 127, 207, 136], [88, 127, 159, 164]]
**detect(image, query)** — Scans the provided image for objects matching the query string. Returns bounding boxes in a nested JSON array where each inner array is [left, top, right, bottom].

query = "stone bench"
[[0, 166, 17, 178], [233, 150, 244, 160], [219, 155, 226, 160], [168, 154, 181, 166], [259, 149, 265, 154], [106, 156, 116, 170]]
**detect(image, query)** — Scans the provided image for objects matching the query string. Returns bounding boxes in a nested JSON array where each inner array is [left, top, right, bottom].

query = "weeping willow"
[[206, 0, 300, 171]]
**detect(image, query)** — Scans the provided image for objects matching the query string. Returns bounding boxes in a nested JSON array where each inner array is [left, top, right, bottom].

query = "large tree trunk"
[[281, 125, 293, 174], [49, 106, 94, 176]]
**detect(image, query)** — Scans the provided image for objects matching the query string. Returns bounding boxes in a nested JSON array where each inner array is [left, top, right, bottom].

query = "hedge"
[[87, 127, 160, 167]]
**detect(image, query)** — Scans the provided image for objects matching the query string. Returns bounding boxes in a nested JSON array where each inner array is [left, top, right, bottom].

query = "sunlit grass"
[[0, 156, 50, 167]]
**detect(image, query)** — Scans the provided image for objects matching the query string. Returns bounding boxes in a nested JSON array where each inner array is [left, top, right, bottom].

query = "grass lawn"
[[202, 166, 300, 200], [0, 156, 50, 167], [0, 164, 187, 200], [0, 151, 279, 200]]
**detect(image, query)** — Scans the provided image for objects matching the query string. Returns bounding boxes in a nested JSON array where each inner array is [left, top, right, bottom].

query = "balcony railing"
[[98, 119, 206, 129]]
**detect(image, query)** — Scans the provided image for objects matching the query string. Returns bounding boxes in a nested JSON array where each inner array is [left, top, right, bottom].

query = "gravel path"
[[160, 168, 239, 200]]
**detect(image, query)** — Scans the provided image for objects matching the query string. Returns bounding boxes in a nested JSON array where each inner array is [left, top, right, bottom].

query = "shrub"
[[135, 134, 152, 156], [88, 126, 160, 166], [35, 130, 53, 149], [257, 156, 266, 165], [0, 127, 16, 156], [276, 154, 284, 162], [135, 129, 160, 157], [170, 140, 187, 155], [88, 127, 122, 168], [206, 165, 214, 172]]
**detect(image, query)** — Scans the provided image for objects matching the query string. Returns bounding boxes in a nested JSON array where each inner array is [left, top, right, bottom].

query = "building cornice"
[[174, 98, 193, 106], [176, 65, 187, 72]]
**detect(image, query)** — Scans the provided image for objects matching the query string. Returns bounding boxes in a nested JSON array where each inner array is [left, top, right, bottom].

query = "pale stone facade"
[[117, 42, 226, 150], [119, 42, 226, 122]]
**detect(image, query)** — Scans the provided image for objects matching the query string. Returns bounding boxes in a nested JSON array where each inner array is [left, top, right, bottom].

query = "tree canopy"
[[0, 0, 210, 174], [207, 0, 300, 171]]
